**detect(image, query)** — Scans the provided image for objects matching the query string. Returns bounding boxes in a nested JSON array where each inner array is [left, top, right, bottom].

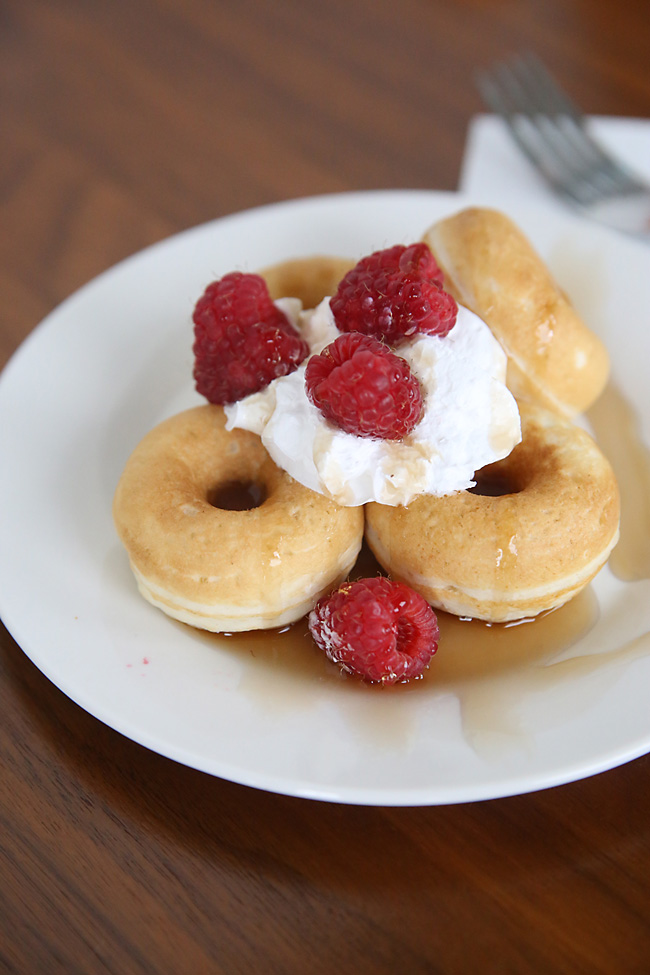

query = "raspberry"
[[305, 332, 423, 440], [330, 242, 457, 345], [309, 576, 439, 684], [193, 272, 309, 404], [397, 241, 445, 286]]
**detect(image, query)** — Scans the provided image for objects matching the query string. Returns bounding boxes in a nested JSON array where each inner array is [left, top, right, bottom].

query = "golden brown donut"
[[113, 405, 364, 631], [364, 401, 620, 622], [260, 255, 355, 308], [423, 207, 609, 417]]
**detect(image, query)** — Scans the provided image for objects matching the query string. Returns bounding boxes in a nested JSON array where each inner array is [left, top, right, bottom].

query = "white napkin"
[[459, 114, 650, 210]]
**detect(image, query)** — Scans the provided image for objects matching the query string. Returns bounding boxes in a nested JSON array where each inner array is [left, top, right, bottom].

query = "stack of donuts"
[[113, 208, 620, 632]]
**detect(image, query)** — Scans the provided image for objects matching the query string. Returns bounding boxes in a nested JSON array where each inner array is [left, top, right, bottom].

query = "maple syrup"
[[208, 544, 599, 692], [588, 382, 650, 581]]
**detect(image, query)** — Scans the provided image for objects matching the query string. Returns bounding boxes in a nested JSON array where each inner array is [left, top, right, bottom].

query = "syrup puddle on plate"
[[188, 380, 650, 761], [588, 382, 650, 581], [193, 548, 649, 760]]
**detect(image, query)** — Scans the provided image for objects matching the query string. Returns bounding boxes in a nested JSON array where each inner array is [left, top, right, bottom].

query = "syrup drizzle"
[[212, 579, 649, 760], [199, 547, 603, 754], [206, 407, 650, 756], [588, 382, 650, 581]]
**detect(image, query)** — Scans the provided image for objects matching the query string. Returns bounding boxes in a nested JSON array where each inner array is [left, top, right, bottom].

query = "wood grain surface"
[[2, 1, 650, 972]]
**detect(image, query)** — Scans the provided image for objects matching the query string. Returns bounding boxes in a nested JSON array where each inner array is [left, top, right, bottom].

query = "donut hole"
[[207, 479, 268, 511], [469, 461, 525, 497]]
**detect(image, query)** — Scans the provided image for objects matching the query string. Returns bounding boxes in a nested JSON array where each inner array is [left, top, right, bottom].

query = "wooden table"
[[2, 1, 650, 972]]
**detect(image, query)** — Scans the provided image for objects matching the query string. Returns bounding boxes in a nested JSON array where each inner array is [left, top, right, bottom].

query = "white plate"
[[2, 190, 650, 805]]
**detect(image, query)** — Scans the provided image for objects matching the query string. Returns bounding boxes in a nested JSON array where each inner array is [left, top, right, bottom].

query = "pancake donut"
[[113, 405, 364, 631], [365, 401, 620, 622], [423, 207, 609, 417], [260, 255, 355, 309]]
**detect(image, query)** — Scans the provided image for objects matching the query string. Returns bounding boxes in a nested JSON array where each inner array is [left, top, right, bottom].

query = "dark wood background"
[[2, 1, 650, 972]]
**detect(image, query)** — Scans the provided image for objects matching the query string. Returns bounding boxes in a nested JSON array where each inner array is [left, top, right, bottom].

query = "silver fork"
[[476, 54, 650, 240]]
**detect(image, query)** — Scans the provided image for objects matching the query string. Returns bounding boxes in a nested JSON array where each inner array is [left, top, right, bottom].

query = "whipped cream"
[[225, 297, 521, 506]]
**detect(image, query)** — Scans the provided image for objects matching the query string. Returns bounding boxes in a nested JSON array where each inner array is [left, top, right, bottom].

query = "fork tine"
[[476, 55, 643, 203], [507, 55, 633, 186], [510, 53, 583, 122], [480, 55, 596, 173], [476, 63, 583, 193], [505, 58, 624, 197]]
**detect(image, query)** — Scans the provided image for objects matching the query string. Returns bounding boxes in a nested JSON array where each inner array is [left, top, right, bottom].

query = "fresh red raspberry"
[[397, 241, 445, 286], [330, 242, 457, 345], [193, 272, 309, 404], [305, 332, 423, 440], [309, 576, 439, 684]]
